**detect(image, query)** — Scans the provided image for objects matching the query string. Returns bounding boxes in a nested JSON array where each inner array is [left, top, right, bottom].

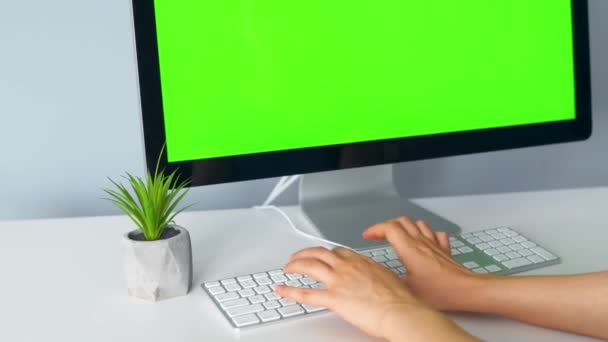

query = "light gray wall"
[[0, 1, 606, 221]]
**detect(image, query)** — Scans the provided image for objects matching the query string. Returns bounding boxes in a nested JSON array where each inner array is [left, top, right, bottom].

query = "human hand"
[[275, 247, 471, 341], [276, 247, 426, 338], [363, 217, 488, 311]]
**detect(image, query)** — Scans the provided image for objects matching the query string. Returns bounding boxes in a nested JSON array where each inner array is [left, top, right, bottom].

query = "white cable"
[[254, 205, 353, 250], [263, 176, 290, 207], [262, 175, 301, 206], [276, 175, 301, 197], [256, 175, 354, 250]]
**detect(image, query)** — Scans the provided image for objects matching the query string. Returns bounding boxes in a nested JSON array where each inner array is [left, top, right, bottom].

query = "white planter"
[[122, 225, 192, 302]]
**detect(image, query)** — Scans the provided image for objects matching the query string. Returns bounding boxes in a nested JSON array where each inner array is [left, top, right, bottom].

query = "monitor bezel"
[[132, 0, 592, 186]]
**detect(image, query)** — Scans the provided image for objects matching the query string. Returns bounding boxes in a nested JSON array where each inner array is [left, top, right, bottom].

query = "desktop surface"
[[0, 188, 606, 342]]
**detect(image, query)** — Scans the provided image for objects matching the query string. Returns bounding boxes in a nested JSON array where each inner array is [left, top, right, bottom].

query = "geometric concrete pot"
[[122, 225, 192, 302]]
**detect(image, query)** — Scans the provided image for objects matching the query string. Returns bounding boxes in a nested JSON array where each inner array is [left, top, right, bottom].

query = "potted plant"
[[104, 152, 192, 302]]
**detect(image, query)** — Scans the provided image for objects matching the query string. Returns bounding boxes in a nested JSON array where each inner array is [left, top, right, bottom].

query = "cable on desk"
[[255, 176, 354, 250]]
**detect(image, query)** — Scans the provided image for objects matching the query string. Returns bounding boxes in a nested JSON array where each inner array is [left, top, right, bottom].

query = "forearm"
[[383, 306, 480, 342], [461, 272, 608, 339]]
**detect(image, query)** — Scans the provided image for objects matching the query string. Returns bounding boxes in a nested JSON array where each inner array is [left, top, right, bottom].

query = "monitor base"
[[299, 164, 461, 250]]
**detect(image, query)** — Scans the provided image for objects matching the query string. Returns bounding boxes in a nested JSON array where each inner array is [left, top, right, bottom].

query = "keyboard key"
[[458, 246, 474, 254], [302, 304, 326, 313], [221, 298, 250, 310], [497, 246, 512, 254], [258, 309, 281, 322], [238, 289, 255, 297], [502, 257, 532, 269], [500, 238, 515, 245], [301, 277, 317, 285], [531, 247, 558, 261], [527, 255, 545, 264], [271, 274, 288, 283], [264, 300, 281, 310], [265, 292, 281, 301], [205, 281, 220, 288], [227, 304, 264, 318], [492, 233, 506, 239], [279, 298, 297, 307], [480, 236, 494, 242], [225, 283, 242, 292], [484, 248, 499, 256], [519, 249, 534, 257], [488, 241, 502, 248], [254, 285, 272, 294], [256, 277, 272, 286], [268, 270, 284, 275], [285, 279, 302, 287], [513, 236, 527, 243], [278, 305, 305, 318], [397, 266, 407, 274], [249, 295, 266, 304], [371, 249, 387, 256], [473, 268, 488, 274], [386, 260, 403, 268], [311, 283, 326, 289], [221, 278, 237, 286], [240, 280, 257, 288], [521, 241, 537, 249], [475, 243, 491, 250], [463, 261, 479, 269], [286, 273, 302, 280], [451, 249, 461, 256], [451, 240, 465, 248], [237, 275, 253, 282], [386, 252, 399, 261], [493, 254, 509, 262], [506, 252, 521, 259], [232, 313, 259, 327], [476, 233, 490, 240], [504, 230, 519, 237], [209, 286, 226, 295], [509, 244, 524, 251], [465, 237, 482, 244], [215, 292, 239, 302], [372, 255, 388, 263], [253, 273, 268, 279], [485, 265, 502, 273]]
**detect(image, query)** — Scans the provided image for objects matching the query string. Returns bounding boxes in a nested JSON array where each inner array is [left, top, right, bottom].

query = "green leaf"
[[103, 143, 191, 241]]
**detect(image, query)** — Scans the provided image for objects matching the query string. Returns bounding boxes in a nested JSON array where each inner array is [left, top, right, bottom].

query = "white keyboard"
[[202, 227, 560, 328]]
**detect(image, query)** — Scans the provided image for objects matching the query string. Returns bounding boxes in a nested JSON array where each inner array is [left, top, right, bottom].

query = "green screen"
[[153, 0, 576, 162]]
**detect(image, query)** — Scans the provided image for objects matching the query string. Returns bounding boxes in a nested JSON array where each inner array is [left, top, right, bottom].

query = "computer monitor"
[[132, 0, 591, 248]]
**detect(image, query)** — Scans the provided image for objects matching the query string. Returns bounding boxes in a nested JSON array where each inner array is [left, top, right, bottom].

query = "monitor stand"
[[299, 164, 461, 250]]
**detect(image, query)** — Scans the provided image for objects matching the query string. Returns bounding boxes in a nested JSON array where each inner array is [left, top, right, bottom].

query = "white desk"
[[1, 188, 607, 342]]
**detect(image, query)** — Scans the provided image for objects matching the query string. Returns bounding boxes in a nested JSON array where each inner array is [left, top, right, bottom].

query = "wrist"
[[451, 273, 501, 313], [380, 304, 434, 341], [382, 305, 474, 342]]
